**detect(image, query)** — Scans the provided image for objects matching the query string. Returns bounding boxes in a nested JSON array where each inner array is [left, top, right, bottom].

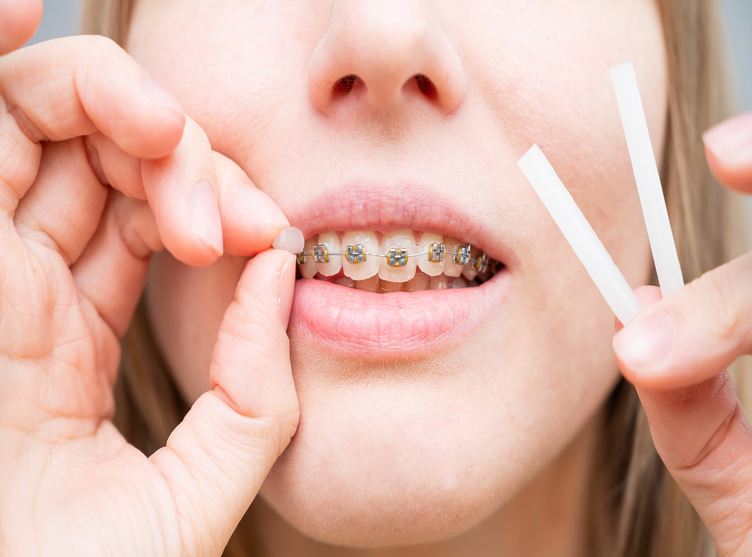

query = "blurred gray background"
[[24, 0, 752, 227]]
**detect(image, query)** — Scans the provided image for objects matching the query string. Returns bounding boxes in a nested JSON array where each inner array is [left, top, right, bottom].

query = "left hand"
[[613, 111, 752, 556]]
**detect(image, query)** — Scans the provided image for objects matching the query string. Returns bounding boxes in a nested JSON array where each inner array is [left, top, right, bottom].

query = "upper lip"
[[285, 182, 518, 268]]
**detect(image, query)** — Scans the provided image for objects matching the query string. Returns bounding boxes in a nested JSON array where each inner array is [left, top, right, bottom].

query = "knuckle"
[[693, 269, 745, 345], [79, 35, 124, 62]]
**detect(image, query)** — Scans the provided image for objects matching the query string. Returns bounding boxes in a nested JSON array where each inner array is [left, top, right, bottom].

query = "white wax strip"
[[611, 61, 684, 296], [518, 145, 643, 325]]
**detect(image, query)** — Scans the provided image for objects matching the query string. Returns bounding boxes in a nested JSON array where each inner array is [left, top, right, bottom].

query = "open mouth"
[[296, 229, 502, 292], [285, 185, 513, 358]]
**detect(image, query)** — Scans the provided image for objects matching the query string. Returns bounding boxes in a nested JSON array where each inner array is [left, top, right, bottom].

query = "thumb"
[[616, 284, 752, 555], [613, 251, 752, 390], [148, 249, 299, 556]]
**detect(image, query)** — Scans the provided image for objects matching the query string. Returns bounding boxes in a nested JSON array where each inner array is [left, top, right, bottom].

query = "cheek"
[[456, 0, 666, 273], [146, 253, 248, 403]]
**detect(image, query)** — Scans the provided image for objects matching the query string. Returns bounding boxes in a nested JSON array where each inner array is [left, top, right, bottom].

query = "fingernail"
[[142, 77, 184, 114], [703, 111, 752, 166], [189, 180, 223, 255], [613, 312, 675, 372], [278, 253, 296, 329], [272, 227, 305, 254], [239, 184, 289, 228]]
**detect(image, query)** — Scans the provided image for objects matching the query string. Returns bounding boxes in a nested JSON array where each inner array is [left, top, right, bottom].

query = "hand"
[[613, 111, 752, 556], [0, 36, 297, 556], [0, 0, 42, 55]]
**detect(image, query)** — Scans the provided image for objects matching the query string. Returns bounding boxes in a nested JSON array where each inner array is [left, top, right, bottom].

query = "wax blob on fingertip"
[[272, 226, 305, 254]]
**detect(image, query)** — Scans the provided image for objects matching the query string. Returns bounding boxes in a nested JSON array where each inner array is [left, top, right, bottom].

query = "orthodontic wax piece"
[[518, 145, 643, 325], [611, 61, 684, 296], [273, 226, 305, 254]]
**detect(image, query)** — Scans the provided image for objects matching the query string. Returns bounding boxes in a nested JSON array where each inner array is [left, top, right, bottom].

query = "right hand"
[[0, 36, 299, 556]]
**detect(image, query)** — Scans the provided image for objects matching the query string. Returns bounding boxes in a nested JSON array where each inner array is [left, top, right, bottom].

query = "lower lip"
[[289, 268, 511, 358]]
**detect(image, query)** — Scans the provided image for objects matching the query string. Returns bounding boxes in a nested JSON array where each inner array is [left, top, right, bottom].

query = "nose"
[[307, 0, 466, 114]]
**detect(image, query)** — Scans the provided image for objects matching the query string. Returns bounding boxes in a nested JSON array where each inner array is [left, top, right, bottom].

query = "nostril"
[[415, 74, 437, 101], [333, 74, 358, 98]]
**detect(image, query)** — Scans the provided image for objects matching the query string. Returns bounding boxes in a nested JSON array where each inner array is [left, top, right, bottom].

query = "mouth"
[[286, 184, 514, 358], [297, 230, 501, 291]]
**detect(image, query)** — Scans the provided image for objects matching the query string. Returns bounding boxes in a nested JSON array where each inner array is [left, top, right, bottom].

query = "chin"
[[258, 387, 507, 547]]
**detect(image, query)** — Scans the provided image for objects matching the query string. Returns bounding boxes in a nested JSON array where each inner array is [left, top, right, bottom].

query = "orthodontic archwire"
[[296, 242, 499, 274]]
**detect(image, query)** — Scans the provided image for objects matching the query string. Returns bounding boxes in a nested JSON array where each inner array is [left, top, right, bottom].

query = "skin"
[[1, 1, 752, 556], [130, 0, 660, 551]]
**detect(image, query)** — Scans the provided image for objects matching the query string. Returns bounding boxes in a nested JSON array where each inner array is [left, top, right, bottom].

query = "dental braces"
[[297, 242, 495, 274]]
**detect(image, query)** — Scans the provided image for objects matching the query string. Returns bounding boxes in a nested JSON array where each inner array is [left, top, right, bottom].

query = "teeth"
[[355, 275, 381, 292], [403, 271, 429, 292], [341, 231, 380, 280], [442, 237, 464, 277], [300, 229, 498, 291], [379, 280, 403, 293], [334, 276, 355, 288], [417, 232, 444, 276], [315, 232, 342, 276], [462, 265, 478, 280], [449, 276, 468, 289], [462, 246, 481, 281], [428, 275, 449, 290], [379, 229, 417, 283], [298, 237, 318, 278]]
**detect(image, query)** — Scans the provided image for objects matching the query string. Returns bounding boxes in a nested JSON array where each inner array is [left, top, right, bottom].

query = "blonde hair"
[[82, 0, 750, 555]]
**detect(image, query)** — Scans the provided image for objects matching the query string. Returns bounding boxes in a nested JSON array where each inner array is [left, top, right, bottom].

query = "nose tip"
[[307, 1, 466, 114]]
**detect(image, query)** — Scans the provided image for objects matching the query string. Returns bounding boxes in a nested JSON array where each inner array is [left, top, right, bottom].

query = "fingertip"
[[0, 0, 43, 55], [703, 112, 752, 192], [219, 177, 291, 256], [613, 285, 668, 384]]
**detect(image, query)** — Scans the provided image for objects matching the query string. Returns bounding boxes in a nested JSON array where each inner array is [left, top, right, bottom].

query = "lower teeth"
[[308, 269, 491, 292]]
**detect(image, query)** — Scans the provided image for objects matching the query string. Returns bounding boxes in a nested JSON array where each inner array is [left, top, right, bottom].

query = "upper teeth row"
[[300, 243, 488, 271], [296, 230, 498, 283]]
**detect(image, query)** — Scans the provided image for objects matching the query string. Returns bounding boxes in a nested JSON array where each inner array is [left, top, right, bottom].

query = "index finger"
[[703, 111, 752, 192], [0, 35, 184, 160], [0, 0, 42, 55]]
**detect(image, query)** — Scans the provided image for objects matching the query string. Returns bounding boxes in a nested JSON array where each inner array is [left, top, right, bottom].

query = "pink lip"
[[285, 184, 516, 358], [290, 269, 510, 357]]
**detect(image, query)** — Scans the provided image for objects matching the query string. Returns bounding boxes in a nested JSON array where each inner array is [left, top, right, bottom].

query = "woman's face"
[[129, 0, 665, 547]]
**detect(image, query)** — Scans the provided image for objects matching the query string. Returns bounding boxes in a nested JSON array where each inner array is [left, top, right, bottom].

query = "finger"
[[213, 151, 289, 256], [637, 374, 752, 556], [85, 132, 146, 200], [617, 288, 752, 554], [0, 0, 42, 55], [703, 111, 752, 192], [148, 250, 298, 555], [614, 284, 662, 332], [87, 135, 286, 260], [142, 117, 223, 266], [0, 36, 184, 220], [71, 191, 163, 338], [0, 35, 184, 161], [613, 251, 752, 390], [14, 138, 107, 265]]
